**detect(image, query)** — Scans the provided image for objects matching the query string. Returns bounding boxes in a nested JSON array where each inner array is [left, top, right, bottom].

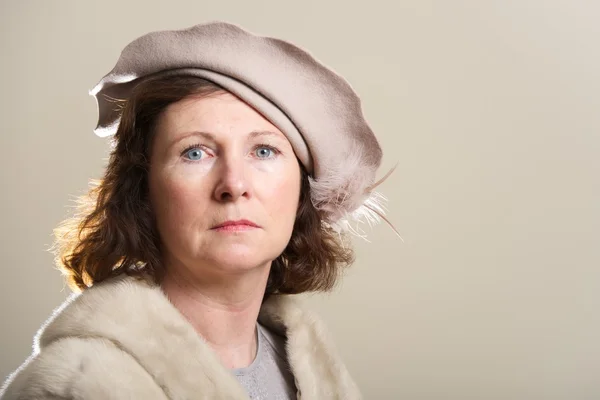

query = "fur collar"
[[32, 275, 360, 399]]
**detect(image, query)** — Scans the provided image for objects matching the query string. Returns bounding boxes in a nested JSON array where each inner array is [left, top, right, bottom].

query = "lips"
[[212, 219, 260, 229]]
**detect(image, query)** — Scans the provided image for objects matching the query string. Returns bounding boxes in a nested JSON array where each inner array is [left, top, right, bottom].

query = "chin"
[[208, 246, 276, 272]]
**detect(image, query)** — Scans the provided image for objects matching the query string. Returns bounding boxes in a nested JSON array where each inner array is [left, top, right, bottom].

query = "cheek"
[[150, 170, 208, 229], [262, 172, 301, 223]]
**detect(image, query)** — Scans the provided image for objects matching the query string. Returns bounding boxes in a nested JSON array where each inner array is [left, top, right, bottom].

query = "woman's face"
[[148, 92, 301, 278]]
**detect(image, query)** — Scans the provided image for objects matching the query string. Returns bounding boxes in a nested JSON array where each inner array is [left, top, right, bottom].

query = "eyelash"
[[179, 143, 281, 161], [180, 143, 206, 160]]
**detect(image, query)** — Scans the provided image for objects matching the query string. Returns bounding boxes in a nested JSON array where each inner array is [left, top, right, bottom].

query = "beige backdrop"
[[1, 1, 598, 399]]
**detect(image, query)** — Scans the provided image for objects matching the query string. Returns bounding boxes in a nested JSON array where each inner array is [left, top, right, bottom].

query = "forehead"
[[155, 92, 285, 140]]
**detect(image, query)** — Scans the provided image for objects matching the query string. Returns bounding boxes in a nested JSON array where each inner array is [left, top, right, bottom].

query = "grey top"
[[232, 323, 297, 400]]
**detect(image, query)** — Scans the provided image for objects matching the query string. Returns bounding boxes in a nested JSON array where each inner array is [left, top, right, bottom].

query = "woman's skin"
[[148, 92, 301, 369]]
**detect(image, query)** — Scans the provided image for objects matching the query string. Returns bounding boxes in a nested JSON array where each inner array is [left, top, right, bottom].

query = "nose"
[[213, 155, 250, 202]]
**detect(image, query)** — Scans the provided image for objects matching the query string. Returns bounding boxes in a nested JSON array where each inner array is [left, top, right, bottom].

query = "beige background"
[[1, 1, 598, 399]]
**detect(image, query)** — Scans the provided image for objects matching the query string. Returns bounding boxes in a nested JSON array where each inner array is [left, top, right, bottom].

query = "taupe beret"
[[90, 21, 389, 234]]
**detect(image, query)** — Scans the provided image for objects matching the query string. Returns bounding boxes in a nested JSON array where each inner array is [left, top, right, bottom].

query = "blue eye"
[[185, 147, 204, 161], [255, 145, 277, 159]]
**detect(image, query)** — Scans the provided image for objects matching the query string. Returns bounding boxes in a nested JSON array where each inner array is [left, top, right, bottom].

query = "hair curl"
[[52, 75, 354, 296]]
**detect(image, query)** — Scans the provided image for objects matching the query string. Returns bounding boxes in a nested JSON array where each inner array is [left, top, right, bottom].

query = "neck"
[[160, 262, 270, 369]]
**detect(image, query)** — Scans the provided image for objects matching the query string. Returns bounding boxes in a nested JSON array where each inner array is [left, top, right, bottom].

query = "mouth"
[[211, 219, 260, 230]]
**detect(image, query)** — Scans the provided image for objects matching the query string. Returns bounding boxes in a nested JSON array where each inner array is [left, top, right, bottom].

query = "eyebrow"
[[168, 130, 286, 151], [248, 130, 286, 140]]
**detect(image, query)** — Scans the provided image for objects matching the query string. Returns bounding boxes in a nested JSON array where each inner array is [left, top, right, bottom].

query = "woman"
[[1, 22, 391, 399]]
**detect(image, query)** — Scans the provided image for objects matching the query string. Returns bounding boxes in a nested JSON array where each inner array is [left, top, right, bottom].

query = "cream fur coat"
[[0, 276, 361, 399]]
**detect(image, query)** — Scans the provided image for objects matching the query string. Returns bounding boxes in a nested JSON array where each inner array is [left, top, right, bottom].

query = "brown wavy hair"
[[52, 75, 354, 296]]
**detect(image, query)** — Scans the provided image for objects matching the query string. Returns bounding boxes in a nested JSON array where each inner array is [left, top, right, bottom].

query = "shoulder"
[[259, 295, 362, 400], [1, 275, 170, 400], [0, 336, 167, 400]]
